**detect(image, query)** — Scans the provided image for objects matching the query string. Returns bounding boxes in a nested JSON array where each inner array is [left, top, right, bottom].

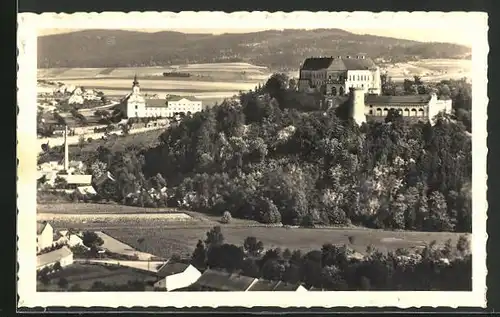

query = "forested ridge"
[[38, 29, 471, 70], [79, 74, 473, 233]]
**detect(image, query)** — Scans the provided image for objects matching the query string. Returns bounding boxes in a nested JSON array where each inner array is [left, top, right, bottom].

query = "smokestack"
[[64, 125, 69, 172]]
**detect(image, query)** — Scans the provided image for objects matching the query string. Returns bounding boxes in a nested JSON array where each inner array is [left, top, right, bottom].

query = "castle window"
[[331, 87, 337, 96], [369, 110, 373, 115], [135, 105, 138, 109], [418, 109, 425, 117]]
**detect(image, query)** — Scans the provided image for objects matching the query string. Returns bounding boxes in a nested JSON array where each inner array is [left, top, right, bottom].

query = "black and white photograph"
[[17, 11, 488, 308]]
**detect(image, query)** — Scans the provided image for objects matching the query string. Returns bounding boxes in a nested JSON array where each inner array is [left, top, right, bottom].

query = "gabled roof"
[[37, 221, 49, 235], [156, 262, 191, 278], [166, 96, 201, 102], [301, 56, 376, 71], [273, 281, 305, 291], [146, 99, 168, 108], [365, 94, 433, 105], [247, 279, 281, 291], [194, 269, 257, 291], [37, 246, 73, 268]]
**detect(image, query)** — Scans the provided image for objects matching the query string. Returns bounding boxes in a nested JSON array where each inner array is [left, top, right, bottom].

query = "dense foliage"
[[84, 74, 472, 233], [38, 29, 470, 70], [189, 227, 472, 291]]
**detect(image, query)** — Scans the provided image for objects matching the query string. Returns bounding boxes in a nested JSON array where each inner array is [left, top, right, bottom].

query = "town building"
[[53, 230, 85, 248], [153, 262, 202, 291], [120, 75, 203, 119], [298, 55, 382, 96], [247, 279, 308, 292], [36, 246, 74, 271], [37, 221, 54, 253], [335, 88, 453, 126], [186, 269, 258, 291]]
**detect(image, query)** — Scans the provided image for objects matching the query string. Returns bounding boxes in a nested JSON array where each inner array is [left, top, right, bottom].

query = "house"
[[120, 75, 203, 119], [37, 221, 54, 253], [53, 230, 85, 248], [188, 269, 258, 291], [298, 55, 382, 95], [36, 246, 74, 271], [153, 262, 202, 291], [247, 279, 308, 292]]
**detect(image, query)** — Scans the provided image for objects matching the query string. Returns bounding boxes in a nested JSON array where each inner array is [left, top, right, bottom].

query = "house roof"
[[309, 287, 325, 291], [37, 246, 73, 268], [365, 94, 433, 105], [301, 56, 376, 71], [247, 279, 281, 291], [36, 221, 49, 235], [156, 262, 191, 278], [273, 281, 305, 291], [166, 96, 201, 102], [194, 269, 257, 291], [146, 99, 168, 108]]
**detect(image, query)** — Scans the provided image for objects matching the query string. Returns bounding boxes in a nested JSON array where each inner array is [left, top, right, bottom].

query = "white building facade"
[[298, 55, 381, 96], [122, 76, 203, 119], [37, 222, 54, 253]]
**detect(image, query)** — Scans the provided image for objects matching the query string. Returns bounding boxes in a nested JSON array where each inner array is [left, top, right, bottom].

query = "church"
[[120, 75, 203, 119]]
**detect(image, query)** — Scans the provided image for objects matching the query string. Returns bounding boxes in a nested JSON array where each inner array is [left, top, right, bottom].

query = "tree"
[[259, 198, 282, 224], [428, 191, 454, 231], [456, 235, 470, 256], [206, 244, 244, 272], [191, 240, 207, 270], [54, 176, 68, 189], [53, 261, 62, 271], [204, 226, 224, 248], [58, 277, 69, 289], [243, 236, 264, 256], [241, 258, 260, 278], [82, 231, 104, 249]]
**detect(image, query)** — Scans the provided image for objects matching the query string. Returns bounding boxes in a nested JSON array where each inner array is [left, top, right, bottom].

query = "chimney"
[[64, 125, 69, 172]]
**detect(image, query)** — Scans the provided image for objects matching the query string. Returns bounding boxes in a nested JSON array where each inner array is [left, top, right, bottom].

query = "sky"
[[38, 28, 472, 46]]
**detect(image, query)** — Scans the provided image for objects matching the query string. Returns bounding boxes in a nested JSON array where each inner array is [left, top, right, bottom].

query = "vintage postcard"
[[17, 11, 488, 309]]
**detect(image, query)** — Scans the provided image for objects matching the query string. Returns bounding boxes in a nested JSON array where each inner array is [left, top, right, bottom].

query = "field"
[[37, 263, 157, 291], [38, 62, 271, 105], [38, 203, 469, 260], [383, 58, 471, 82]]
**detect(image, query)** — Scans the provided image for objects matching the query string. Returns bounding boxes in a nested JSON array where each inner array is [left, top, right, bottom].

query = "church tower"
[[132, 74, 140, 95], [349, 87, 366, 125]]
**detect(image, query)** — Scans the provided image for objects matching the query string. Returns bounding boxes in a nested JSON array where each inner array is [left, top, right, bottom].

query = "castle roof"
[[365, 94, 433, 105], [301, 56, 376, 71]]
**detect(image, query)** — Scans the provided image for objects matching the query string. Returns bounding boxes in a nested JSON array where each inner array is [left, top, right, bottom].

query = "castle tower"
[[63, 125, 69, 172], [349, 87, 366, 125]]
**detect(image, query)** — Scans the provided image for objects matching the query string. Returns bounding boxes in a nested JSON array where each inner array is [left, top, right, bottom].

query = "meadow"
[[383, 58, 471, 82], [37, 62, 270, 105], [103, 226, 468, 260], [37, 263, 157, 291]]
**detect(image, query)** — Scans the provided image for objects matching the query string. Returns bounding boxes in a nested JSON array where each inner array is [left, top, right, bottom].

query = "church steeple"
[[132, 74, 140, 94]]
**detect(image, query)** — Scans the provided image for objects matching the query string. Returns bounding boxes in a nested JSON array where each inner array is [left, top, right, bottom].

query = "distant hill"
[[38, 29, 471, 71]]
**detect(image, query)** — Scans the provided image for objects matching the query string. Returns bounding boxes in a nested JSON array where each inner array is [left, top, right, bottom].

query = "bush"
[[221, 211, 232, 224]]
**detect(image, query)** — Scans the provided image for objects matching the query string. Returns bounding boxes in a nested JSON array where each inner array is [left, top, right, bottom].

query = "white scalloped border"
[[17, 11, 489, 309]]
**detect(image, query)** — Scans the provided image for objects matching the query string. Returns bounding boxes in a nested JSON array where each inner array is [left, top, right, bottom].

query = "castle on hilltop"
[[298, 55, 452, 125]]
